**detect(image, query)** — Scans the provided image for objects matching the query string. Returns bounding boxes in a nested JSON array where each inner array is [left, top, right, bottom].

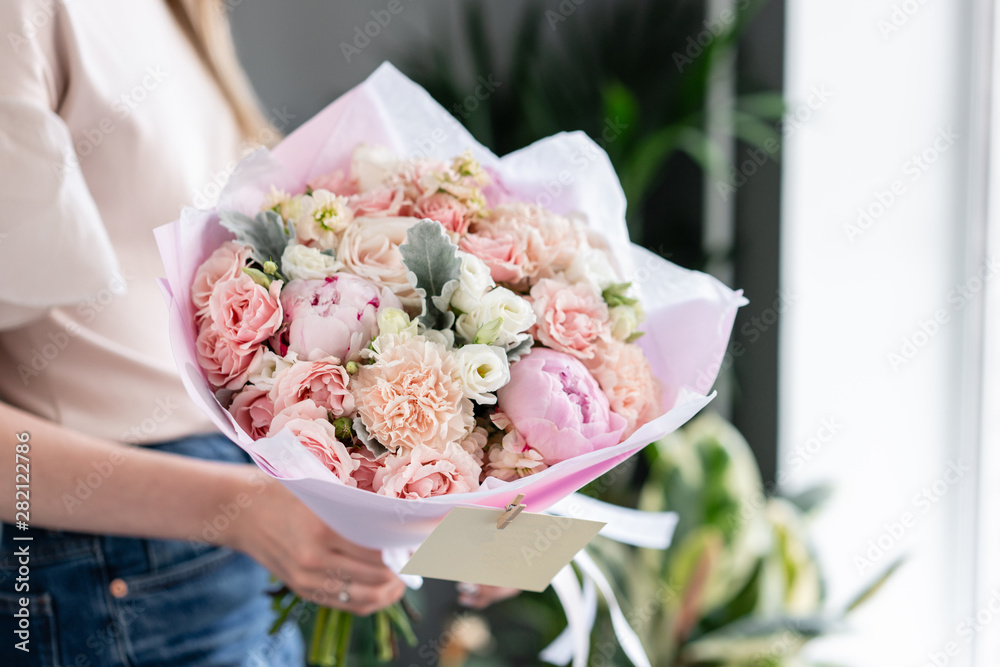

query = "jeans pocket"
[[0, 591, 61, 666]]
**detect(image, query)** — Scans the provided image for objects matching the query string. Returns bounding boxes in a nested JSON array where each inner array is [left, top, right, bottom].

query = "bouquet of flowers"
[[156, 64, 744, 666]]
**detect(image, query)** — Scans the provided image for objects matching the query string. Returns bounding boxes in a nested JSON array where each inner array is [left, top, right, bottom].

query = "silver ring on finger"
[[337, 578, 351, 604]]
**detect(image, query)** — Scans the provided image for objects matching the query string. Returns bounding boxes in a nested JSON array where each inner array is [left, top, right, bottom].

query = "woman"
[[0, 1, 510, 665]]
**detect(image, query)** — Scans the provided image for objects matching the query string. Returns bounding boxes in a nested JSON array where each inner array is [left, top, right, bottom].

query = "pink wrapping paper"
[[154, 63, 745, 549]]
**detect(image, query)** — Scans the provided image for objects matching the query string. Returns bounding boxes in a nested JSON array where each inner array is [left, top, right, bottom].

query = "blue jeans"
[[0, 434, 304, 666]]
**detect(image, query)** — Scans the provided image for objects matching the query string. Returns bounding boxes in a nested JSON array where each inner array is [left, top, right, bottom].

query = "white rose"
[[455, 344, 509, 404], [351, 145, 399, 192], [451, 251, 495, 313], [565, 246, 620, 292], [455, 287, 535, 348], [280, 243, 342, 281], [248, 350, 297, 390], [294, 190, 353, 250]]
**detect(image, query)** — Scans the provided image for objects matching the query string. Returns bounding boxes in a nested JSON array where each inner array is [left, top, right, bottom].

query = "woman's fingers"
[[457, 583, 520, 609]]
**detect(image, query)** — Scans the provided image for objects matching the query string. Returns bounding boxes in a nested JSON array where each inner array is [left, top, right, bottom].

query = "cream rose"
[[338, 216, 422, 313]]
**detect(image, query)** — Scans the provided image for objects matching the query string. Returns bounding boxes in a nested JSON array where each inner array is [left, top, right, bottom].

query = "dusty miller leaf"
[[399, 220, 462, 328], [219, 209, 294, 267]]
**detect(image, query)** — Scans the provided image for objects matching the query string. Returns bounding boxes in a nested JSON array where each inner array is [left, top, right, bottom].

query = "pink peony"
[[228, 385, 274, 440], [529, 278, 611, 360], [495, 347, 626, 465], [351, 449, 386, 492], [414, 192, 471, 237], [195, 322, 262, 390], [585, 341, 665, 438], [459, 228, 529, 284], [268, 401, 358, 485], [374, 442, 481, 499], [349, 187, 406, 218], [191, 241, 250, 320], [352, 337, 473, 453], [280, 274, 401, 362], [208, 273, 284, 347], [269, 357, 354, 417], [337, 217, 422, 313]]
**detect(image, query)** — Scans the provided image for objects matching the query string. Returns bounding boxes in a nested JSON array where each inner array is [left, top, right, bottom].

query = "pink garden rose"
[[195, 323, 262, 390], [374, 442, 481, 499], [488, 204, 584, 281], [348, 187, 406, 218], [495, 347, 626, 465], [228, 385, 274, 440], [459, 227, 530, 284], [352, 336, 473, 453], [269, 357, 355, 417], [268, 400, 358, 485], [585, 340, 665, 438], [207, 273, 283, 346], [338, 216, 422, 313], [414, 192, 471, 237], [280, 274, 401, 362], [351, 449, 386, 492], [529, 278, 611, 360], [191, 241, 250, 319]]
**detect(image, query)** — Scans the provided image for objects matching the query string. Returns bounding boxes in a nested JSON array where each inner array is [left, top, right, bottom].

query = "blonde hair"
[[165, 0, 271, 141]]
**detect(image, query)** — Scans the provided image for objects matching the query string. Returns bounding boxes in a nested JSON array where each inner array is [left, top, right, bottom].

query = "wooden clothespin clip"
[[496, 494, 526, 530]]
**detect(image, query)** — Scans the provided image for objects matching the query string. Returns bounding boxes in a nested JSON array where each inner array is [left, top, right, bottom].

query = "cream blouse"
[[0, 0, 246, 443]]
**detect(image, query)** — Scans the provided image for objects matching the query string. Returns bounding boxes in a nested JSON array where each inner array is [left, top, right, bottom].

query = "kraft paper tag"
[[400, 506, 606, 592]]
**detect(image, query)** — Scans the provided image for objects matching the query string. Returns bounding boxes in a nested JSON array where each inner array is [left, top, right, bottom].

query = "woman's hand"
[[223, 470, 405, 616], [456, 582, 520, 609]]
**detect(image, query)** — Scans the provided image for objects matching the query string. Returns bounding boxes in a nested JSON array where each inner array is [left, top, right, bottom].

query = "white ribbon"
[[540, 495, 675, 667]]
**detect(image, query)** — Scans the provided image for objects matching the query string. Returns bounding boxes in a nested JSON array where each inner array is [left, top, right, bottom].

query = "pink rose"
[[585, 341, 665, 438], [192, 241, 250, 320], [279, 274, 401, 362], [495, 348, 626, 465], [268, 357, 355, 417], [208, 273, 283, 347], [307, 169, 357, 196], [459, 228, 529, 284], [374, 442, 481, 499], [489, 204, 584, 281], [269, 397, 329, 426], [351, 449, 386, 492], [529, 278, 611, 360], [338, 217, 422, 313], [414, 192, 471, 237], [228, 385, 274, 440], [268, 401, 358, 485], [348, 187, 406, 218], [195, 322, 262, 390], [352, 336, 472, 453]]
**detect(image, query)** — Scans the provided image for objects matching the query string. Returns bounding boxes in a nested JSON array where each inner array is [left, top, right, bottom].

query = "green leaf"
[[219, 209, 294, 268], [845, 556, 905, 613], [505, 335, 534, 364], [399, 220, 463, 328]]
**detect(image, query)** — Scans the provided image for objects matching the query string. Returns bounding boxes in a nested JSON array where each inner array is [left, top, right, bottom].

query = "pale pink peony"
[[279, 274, 401, 362], [268, 357, 355, 417], [529, 278, 611, 360], [459, 228, 530, 284], [414, 192, 471, 237], [195, 322, 262, 390], [584, 340, 665, 438], [228, 385, 274, 440], [348, 187, 406, 218], [495, 348, 626, 465], [338, 216, 422, 313], [208, 274, 283, 347], [351, 449, 386, 492], [191, 241, 250, 320], [352, 336, 473, 453], [374, 442, 481, 499], [268, 401, 358, 485]]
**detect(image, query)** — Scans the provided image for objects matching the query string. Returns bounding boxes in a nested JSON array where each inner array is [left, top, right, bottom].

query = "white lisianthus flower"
[[294, 190, 353, 249], [455, 287, 535, 348], [609, 303, 645, 341], [565, 246, 621, 292], [451, 251, 495, 313], [247, 349, 298, 391], [280, 243, 342, 281], [455, 344, 509, 404], [377, 307, 417, 336]]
